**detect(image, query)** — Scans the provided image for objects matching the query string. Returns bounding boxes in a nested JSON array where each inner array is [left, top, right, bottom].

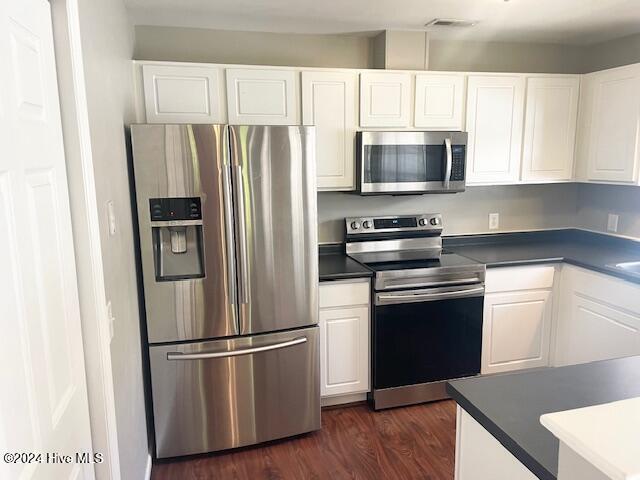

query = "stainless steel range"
[[345, 214, 485, 410]]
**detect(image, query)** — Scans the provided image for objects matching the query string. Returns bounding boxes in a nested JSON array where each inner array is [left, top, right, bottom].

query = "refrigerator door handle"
[[222, 134, 237, 309], [166, 336, 308, 361], [232, 164, 250, 304]]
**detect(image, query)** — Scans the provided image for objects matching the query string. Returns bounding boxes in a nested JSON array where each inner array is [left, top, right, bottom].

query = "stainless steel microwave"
[[356, 131, 468, 195]]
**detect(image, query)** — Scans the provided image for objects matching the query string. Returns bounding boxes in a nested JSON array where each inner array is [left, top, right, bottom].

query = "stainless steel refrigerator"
[[130, 124, 319, 459]]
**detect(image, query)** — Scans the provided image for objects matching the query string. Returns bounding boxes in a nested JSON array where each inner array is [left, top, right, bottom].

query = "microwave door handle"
[[444, 137, 452, 189]]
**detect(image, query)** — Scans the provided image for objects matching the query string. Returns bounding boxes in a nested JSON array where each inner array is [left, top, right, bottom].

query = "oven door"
[[373, 284, 483, 407], [357, 131, 467, 194]]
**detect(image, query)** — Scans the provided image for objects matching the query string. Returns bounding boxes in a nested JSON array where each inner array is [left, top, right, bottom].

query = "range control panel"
[[149, 197, 202, 222], [345, 214, 443, 235]]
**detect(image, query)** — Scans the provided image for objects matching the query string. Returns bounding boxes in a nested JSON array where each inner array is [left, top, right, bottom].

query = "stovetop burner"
[[344, 213, 486, 291]]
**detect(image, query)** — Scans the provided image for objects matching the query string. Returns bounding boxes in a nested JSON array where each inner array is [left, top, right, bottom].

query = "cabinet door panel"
[[414, 74, 465, 130], [522, 77, 579, 182], [360, 72, 411, 127], [142, 64, 225, 123], [302, 71, 357, 190], [560, 294, 640, 366], [482, 290, 552, 374], [226, 68, 298, 125], [319, 306, 369, 397], [466, 75, 525, 184], [588, 66, 640, 183]]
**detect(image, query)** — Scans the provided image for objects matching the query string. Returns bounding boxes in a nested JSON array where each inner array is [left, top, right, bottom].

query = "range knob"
[[350, 221, 361, 230], [418, 218, 428, 227], [430, 217, 441, 226], [363, 220, 372, 229]]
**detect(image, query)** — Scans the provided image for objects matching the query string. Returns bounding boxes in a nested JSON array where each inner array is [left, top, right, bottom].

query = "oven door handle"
[[376, 286, 484, 305], [443, 137, 452, 190]]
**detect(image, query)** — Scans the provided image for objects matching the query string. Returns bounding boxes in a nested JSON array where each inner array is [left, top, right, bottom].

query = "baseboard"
[[144, 453, 152, 480], [321, 392, 367, 408]]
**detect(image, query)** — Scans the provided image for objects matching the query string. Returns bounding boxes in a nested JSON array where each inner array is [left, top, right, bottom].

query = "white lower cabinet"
[[482, 266, 555, 375], [554, 265, 640, 366], [319, 279, 370, 400]]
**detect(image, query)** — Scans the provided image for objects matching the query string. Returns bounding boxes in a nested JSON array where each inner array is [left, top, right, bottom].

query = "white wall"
[[576, 184, 640, 239], [319, 184, 579, 243], [75, 0, 149, 478], [583, 32, 640, 73], [134, 25, 374, 68]]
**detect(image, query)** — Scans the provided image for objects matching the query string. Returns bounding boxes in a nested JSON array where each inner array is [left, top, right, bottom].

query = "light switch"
[[489, 213, 500, 230], [607, 213, 619, 233], [107, 201, 117, 236]]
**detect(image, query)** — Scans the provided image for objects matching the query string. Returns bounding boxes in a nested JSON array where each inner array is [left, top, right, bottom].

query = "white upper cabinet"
[[585, 64, 640, 183], [521, 76, 579, 182], [359, 72, 411, 127], [465, 75, 526, 184], [302, 71, 358, 191], [142, 64, 226, 123], [225, 68, 299, 125], [414, 74, 465, 130]]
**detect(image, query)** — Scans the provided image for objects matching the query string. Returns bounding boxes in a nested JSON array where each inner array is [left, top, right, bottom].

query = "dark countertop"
[[445, 229, 640, 284], [318, 229, 640, 283], [319, 244, 373, 281], [447, 356, 640, 480]]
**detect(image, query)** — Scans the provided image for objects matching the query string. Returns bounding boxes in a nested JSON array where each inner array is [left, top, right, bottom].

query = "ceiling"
[[125, 0, 640, 46]]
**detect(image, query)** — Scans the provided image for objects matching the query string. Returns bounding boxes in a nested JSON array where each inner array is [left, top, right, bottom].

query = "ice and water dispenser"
[[149, 197, 205, 281]]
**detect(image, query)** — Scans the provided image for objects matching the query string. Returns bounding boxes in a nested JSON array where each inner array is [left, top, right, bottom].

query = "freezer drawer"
[[149, 327, 320, 458]]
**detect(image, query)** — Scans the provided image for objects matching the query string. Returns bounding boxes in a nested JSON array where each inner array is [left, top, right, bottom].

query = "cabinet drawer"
[[319, 280, 370, 309], [485, 265, 555, 293]]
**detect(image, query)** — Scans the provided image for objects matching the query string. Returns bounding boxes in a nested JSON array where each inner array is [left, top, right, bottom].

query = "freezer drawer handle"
[[166, 337, 308, 361]]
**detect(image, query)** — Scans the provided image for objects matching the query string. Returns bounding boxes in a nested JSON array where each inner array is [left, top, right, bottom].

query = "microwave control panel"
[[451, 145, 466, 181]]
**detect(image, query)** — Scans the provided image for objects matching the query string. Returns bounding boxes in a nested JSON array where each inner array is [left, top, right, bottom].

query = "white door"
[[302, 71, 357, 191], [414, 73, 465, 130], [482, 290, 553, 374], [359, 72, 411, 127], [226, 68, 298, 125], [521, 76, 579, 182], [0, 1, 94, 479], [142, 64, 226, 123], [466, 75, 525, 184], [587, 65, 640, 183], [319, 306, 370, 397]]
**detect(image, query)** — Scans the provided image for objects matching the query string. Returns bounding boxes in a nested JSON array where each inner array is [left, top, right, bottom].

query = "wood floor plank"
[[151, 400, 456, 480]]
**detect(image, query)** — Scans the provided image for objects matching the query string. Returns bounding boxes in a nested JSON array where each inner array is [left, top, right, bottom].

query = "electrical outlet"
[[489, 213, 500, 230], [106, 300, 115, 342], [607, 213, 619, 233], [107, 201, 117, 236]]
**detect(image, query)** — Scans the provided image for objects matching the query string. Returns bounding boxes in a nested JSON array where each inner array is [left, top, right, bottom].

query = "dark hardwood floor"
[[151, 400, 456, 480]]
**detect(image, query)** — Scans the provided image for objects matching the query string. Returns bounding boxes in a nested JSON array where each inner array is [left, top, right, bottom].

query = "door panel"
[[0, 0, 93, 478], [225, 68, 298, 125], [319, 306, 369, 397], [131, 124, 238, 343], [522, 77, 579, 181], [230, 126, 318, 335], [301, 70, 357, 190], [482, 290, 552, 374], [414, 74, 465, 130], [360, 72, 411, 127], [149, 327, 320, 458], [466, 75, 525, 183], [142, 64, 226, 124], [588, 67, 640, 183]]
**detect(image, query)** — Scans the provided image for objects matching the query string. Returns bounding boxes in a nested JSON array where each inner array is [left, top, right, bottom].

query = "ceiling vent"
[[425, 18, 478, 28]]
